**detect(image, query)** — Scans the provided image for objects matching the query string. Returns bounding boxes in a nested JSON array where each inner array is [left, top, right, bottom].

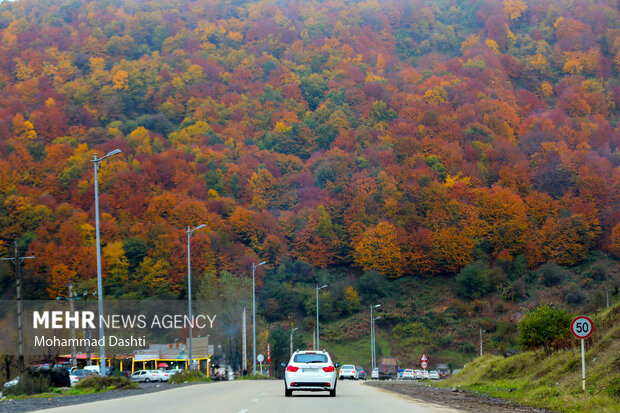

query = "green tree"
[[517, 304, 574, 353]]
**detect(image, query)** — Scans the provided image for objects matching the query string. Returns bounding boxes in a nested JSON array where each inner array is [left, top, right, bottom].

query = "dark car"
[[355, 366, 366, 380]]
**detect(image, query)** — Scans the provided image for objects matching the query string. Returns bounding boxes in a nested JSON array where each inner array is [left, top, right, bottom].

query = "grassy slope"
[[436, 304, 620, 413]]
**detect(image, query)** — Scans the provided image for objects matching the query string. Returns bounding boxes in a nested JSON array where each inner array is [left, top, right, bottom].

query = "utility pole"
[[370, 304, 380, 369], [312, 327, 316, 351], [242, 306, 247, 373], [68, 283, 76, 368], [479, 327, 487, 357], [290, 327, 298, 358], [1, 241, 34, 374], [252, 261, 266, 375], [316, 284, 328, 350]]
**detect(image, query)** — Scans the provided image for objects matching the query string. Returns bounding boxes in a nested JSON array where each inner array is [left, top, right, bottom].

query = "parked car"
[[422, 370, 429, 379], [83, 365, 100, 376], [283, 350, 339, 397], [355, 366, 366, 380], [413, 370, 423, 380], [69, 369, 97, 386], [429, 371, 440, 380], [338, 364, 359, 380], [131, 370, 161, 383], [3, 376, 19, 388], [371, 368, 379, 379], [158, 369, 171, 382], [167, 368, 183, 377], [401, 369, 415, 380]]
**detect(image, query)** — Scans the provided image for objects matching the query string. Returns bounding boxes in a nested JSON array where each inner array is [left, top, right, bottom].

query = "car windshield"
[[73, 370, 84, 376], [342, 365, 355, 369], [293, 353, 328, 363]]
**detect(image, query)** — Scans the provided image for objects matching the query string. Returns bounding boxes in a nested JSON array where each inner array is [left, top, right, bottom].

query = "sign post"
[[420, 354, 428, 371], [570, 315, 593, 391]]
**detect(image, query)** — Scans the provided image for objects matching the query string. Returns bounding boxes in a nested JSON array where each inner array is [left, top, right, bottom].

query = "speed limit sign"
[[421, 361, 428, 369], [571, 315, 594, 339], [571, 315, 594, 392]]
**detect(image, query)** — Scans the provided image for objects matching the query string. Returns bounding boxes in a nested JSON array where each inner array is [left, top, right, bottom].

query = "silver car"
[[131, 370, 162, 383]]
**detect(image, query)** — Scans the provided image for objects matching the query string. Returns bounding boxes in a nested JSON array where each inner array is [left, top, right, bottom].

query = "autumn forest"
[[0, 0, 619, 356]]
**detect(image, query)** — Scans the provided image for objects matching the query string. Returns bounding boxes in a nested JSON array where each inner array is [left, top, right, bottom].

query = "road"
[[35, 380, 462, 413]]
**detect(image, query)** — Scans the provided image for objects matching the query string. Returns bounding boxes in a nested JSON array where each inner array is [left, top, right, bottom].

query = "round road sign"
[[421, 361, 428, 369], [257, 354, 264, 362], [570, 315, 594, 339]]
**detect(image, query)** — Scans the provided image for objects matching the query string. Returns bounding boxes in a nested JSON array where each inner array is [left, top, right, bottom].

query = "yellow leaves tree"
[[354, 222, 403, 278], [12, 113, 37, 141], [168, 121, 210, 148], [136, 257, 174, 296], [112, 70, 129, 90], [248, 168, 276, 210], [127, 126, 153, 156], [103, 241, 129, 286], [424, 87, 447, 104], [431, 227, 475, 274], [503, 0, 527, 20]]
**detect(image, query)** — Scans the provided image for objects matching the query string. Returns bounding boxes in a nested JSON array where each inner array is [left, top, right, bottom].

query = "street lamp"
[[370, 304, 381, 369], [290, 327, 298, 358], [372, 315, 382, 369], [252, 261, 266, 375], [316, 284, 328, 350], [91, 149, 121, 377], [187, 224, 206, 369]]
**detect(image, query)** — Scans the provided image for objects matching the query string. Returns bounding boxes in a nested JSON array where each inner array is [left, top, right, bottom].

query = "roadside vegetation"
[[3, 375, 137, 399], [168, 370, 211, 384], [236, 373, 275, 380], [435, 303, 620, 413]]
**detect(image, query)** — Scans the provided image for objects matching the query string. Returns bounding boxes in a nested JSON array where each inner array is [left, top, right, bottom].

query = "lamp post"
[[252, 261, 266, 375], [187, 224, 206, 369], [316, 284, 328, 350], [290, 327, 298, 358], [479, 327, 487, 357], [92, 149, 121, 377], [373, 316, 381, 369], [370, 304, 381, 369]]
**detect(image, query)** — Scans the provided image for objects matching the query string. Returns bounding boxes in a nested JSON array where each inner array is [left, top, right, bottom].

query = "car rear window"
[[342, 365, 355, 369], [293, 353, 328, 363]]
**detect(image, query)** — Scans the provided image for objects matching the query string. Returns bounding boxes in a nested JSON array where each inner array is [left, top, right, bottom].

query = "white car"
[[402, 369, 415, 380], [338, 364, 358, 380], [158, 369, 171, 381], [413, 370, 423, 380], [69, 369, 97, 386], [131, 370, 162, 383], [371, 368, 379, 379], [283, 350, 338, 397], [429, 371, 440, 380], [422, 370, 430, 380], [3, 376, 19, 388]]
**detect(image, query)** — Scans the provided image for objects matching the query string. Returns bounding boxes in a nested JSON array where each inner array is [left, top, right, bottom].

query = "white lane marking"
[[251, 398, 259, 402]]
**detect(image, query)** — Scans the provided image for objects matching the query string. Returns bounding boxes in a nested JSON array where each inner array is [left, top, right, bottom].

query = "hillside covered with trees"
[[0, 0, 619, 364]]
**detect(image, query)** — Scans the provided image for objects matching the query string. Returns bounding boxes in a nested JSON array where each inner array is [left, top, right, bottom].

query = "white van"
[[83, 365, 100, 375]]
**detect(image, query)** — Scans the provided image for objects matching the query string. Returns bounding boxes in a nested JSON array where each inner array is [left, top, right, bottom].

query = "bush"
[[168, 370, 210, 384], [456, 260, 492, 300], [537, 262, 570, 287], [517, 304, 574, 353], [4, 366, 69, 396], [358, 270, 391, 302], [74, 375, 137, 391]]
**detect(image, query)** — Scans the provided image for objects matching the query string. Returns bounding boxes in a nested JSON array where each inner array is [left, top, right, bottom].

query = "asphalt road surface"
[[35, 380, 462, 413]]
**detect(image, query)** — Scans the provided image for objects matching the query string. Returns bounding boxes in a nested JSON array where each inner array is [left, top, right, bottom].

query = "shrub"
[[358, 270, 391, 302], [517, 304, 574, 354], [4, 366, 70, 396], [456, 260, 492, 300], [537, 262, 570, 287], [74, 375, 137, 391], [168, 370, 210, 384]]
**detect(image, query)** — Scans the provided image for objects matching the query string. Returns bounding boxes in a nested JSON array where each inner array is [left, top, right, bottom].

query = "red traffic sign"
[[570, 315, 594, 339], [420, 354, 427, 361], [421, 361, 428, 369]]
